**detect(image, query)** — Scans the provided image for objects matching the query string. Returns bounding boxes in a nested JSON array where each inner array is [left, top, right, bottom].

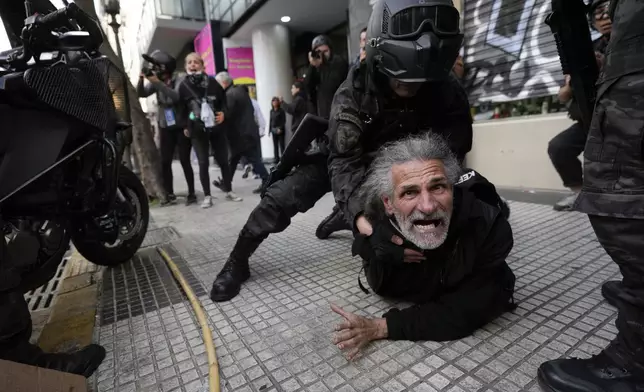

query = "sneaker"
[[554, 193, 578, 211], [168, 193, 177, 202], [241, 165, 252, 179], [226, 192, 243, 202], [201, 195, 213, 209], [253, 174, 260, 180], [185, 194, 197, 206]]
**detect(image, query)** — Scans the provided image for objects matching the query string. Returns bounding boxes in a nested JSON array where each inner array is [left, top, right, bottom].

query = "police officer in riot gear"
[[538, 0, 644, 390], [329, 0, 477, 234], [209, 0, 505, 303]]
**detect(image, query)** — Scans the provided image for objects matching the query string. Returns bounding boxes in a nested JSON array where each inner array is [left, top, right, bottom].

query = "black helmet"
[[311, 35, 332, 51], [366, 0, 463, 83], [144, 50, 177, 75]]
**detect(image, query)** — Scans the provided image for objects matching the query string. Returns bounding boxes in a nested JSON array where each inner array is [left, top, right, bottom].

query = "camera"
[[311, 50, 322, 60], [141, 50, 176, 78]]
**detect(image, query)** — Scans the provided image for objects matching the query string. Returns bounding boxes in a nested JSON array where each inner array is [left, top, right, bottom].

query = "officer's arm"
[[430, 80, 473, 162], [327, 82, 367, 224], [137, 77, 156, 98], [383, 216, 515, 342]]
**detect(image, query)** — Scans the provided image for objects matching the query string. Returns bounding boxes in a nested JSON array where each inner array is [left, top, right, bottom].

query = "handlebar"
[[0, 3, 103, 69], [38, 3, 103, 50]]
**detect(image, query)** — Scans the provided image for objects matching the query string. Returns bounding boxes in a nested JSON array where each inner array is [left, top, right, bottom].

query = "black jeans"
[[229, 142, 269, 182], [547, 122, 587, 188], [590, 215, 644, 368], [160, 126, 194, 196], [272, 133, 286, 163], [191, 125, 232, 195]]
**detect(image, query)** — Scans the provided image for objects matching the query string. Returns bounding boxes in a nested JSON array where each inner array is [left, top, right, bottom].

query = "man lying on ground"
[[331, 134, 517, 359]]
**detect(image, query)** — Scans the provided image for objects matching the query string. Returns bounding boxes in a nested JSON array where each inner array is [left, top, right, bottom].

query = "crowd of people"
[[1, 0, 642, 390]]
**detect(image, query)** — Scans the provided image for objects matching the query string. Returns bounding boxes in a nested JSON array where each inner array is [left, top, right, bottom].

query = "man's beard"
[[393, 209, 451, 250]]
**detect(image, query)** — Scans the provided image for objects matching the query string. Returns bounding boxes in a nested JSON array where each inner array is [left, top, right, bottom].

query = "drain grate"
[[140, 226, 180, 249], [99, 245, 205, 326], [24, 254, 70, 311]]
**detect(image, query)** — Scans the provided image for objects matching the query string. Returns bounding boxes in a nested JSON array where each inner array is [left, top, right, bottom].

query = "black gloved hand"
[[352, 221, 406, 264]]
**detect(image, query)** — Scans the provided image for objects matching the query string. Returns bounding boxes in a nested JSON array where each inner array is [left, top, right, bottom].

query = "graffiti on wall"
[[462, 0, 566, 104]]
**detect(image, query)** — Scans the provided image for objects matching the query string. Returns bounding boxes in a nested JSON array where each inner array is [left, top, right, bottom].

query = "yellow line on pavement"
[[157, 247, 219, 392]]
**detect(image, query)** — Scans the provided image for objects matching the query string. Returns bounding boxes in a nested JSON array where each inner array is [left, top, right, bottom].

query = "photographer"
[[304, 35, 349, 119], [137, 50, 196, 206]]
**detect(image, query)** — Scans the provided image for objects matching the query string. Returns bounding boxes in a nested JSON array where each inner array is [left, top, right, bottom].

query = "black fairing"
[[0, 104, 87, 205]]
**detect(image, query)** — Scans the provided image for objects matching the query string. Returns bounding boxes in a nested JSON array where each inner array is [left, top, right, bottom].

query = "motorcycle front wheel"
[[72, 166, 149, 266]]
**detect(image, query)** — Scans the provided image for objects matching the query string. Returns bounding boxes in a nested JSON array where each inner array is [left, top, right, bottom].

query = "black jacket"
[[327, 65, 473, 225], [361, 188, 515, 342], [175, 73, 227, 130], [269, 108, 286, 134], [282, 92, 308, 132], [137, 76, 185, 129], [223, 84, 260, 153], [600, 0, 644, 83], [305, 56, 349, 119]]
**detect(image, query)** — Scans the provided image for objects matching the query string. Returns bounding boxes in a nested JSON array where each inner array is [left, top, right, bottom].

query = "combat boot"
[[1, 342, 106, 377], [210, 230, 261, 302], [316, 206, 351, 239], [601, 280, 622, 307], [210, 257, 250, 302], [538, 352, 644, 392]]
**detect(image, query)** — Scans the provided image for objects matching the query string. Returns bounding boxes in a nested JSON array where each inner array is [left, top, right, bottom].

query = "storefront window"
[[471, 94, 568, 122]]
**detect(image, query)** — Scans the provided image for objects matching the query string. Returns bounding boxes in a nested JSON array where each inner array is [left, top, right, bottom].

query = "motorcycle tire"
[[72, 166, 149, 266]]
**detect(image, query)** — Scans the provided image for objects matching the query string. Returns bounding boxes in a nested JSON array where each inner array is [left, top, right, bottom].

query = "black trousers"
[[229, 161, 331, 262], [548, 122, 587, 189], [191, 126, 232, 195], [591, 215, 644, 367], [0, 291, 42, 363], [272, 133, 286, 164], [229, 142, 269, 182], [160, 126, 194, 195]]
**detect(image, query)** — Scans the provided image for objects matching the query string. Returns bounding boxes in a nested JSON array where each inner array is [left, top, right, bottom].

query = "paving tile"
[[90, 166, 620, 392]]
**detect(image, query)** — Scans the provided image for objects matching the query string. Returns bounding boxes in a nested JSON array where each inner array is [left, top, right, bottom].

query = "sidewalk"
[[91, 163, 620, 392]]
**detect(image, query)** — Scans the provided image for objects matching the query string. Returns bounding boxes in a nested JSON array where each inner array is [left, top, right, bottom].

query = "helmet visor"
[[389, 5, 460, 38]]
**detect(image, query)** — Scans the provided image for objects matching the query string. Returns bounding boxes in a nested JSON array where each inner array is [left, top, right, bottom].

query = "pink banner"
[[226, 47, 255, 85], [194, 24, 216, 76]]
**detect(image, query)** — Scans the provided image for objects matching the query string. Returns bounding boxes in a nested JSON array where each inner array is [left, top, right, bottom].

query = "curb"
[[37, 251, 102, 353]]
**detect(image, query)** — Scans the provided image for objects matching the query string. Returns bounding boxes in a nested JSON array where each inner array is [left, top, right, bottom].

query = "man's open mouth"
[[413, 219, 443, 232]]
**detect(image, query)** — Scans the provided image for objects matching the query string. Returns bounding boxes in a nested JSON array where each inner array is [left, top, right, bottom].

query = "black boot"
[[538, 352, 644, 392], [36, 344, 106, 377], [500, 198, 511, 220], [316, 206, 351, 239], [2, 342, 106, 378], [602, 280, 622, 307], [210, 230, 262, 302], [210, 257, 250, 302]]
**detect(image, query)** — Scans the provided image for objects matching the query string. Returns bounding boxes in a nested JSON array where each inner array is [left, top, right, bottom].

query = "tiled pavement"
[[92, 163, 621, 392]]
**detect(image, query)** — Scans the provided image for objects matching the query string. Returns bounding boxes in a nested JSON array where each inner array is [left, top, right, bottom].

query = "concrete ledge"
[[498, 186, 571, 207], [37, 251, 102, 354]]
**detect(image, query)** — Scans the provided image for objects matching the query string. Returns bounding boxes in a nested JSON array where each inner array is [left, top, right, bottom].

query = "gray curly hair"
[[360, 133, 461, 221]]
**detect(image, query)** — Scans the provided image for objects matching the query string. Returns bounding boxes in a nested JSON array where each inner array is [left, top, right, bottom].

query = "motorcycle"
[[0, 1, 149, 293]]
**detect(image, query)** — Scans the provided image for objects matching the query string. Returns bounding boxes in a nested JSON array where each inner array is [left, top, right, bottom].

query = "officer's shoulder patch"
[[334, 123, 361, 154]]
